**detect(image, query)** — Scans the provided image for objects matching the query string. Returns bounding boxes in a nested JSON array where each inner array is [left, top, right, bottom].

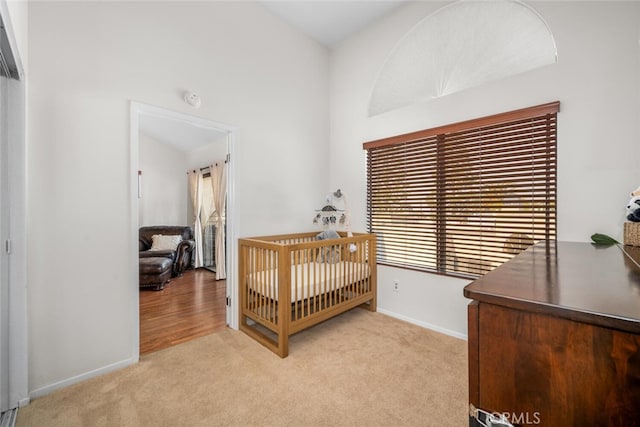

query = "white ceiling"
[[139, 113, 227, 153], [261, 1, 407, 47]]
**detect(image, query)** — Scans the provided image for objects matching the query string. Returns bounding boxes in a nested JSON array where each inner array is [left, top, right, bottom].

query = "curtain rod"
[[187, 160, 227, 174]]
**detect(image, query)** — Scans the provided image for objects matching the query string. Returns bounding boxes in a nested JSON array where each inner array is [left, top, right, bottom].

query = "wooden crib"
[[239, 231, 377, 357]]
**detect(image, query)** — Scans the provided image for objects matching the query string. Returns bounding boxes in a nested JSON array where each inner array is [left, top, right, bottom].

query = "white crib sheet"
[[246, 261, 370, 303]]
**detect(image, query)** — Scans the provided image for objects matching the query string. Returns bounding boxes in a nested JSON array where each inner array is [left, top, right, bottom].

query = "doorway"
[[130, 102, 238, 358]]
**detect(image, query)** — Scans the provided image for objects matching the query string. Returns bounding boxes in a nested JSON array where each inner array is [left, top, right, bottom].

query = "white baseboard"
[[17, 398, 29, 408], [377, 308, 468, 341], [29, 357, 137, 401]]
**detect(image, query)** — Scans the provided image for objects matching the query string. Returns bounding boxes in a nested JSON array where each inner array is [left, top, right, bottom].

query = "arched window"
[[369, 1, 557, 116]]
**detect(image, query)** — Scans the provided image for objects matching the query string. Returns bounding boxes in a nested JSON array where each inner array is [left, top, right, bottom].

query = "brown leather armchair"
[[139, 226, 195, 276]]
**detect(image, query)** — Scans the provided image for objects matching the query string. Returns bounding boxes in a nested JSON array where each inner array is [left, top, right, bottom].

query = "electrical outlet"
[[393, 279, 399, 292]]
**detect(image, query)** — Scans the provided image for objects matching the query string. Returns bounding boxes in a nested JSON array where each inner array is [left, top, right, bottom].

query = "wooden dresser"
[[464, 241, 640, 427]]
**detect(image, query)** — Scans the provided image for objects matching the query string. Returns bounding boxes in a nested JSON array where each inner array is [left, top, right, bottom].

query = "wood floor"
[[139, 268, 227, 355]]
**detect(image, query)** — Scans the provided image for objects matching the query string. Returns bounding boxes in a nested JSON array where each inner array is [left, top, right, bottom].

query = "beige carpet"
[[17, 309, 468, 427]]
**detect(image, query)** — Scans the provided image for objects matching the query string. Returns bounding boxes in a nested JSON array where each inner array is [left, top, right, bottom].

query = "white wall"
[[27, 1, 329, 395], [329, 1, 640, 337], [138, 133, 188, 227]]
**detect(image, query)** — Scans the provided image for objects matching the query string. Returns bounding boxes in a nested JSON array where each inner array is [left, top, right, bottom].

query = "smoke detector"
[[183, 92, 201, 108]]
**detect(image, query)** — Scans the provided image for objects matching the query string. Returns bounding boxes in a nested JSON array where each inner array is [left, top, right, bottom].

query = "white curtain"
[[200, 175, 215, 229], [188, 170, 204, 268], [210, 163, 227, 280], [200, 174, 216, 267]]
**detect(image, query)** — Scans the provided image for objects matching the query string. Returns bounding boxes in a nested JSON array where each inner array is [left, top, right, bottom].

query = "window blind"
[[363, 102, 559, 278]]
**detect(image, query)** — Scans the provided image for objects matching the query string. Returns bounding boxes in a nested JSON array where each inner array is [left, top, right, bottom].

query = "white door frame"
[[129, 101, 239, 361], [0, 70, 9, 415], [0, 0, 28, 410]]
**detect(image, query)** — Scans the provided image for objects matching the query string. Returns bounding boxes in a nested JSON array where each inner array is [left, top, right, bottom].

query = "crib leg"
[[276, 307, 289, 357], [277, 333, 289, 358], [368, 293, 377, 312]]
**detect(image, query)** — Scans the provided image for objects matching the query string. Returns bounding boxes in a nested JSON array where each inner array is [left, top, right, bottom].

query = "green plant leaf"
[[590, 233, 619, 246]]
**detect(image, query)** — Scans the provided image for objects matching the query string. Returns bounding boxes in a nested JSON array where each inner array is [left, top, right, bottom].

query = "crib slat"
[[249, 247, 255, 313], [347, 245, 353, 300], [307, 252, 313, 318], [293, 251, 298, 321], [324, 254, 328, 309], [359, 240, 364, 294], [271, 248, 276, 322], [249, 246, 254, 312], [329, 253, 334, 308], [258, 248, 264, 320]]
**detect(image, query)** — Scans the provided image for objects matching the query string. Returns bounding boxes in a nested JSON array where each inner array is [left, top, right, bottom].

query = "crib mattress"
[[246, 261, 370, 303]]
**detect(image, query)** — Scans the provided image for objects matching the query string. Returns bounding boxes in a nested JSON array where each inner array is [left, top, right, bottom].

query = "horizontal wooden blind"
[[364, 102, 559, 278]]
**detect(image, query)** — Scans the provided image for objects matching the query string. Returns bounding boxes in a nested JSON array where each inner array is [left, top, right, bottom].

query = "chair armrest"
[[177, 239, 195, 255], [139, 238, 150, 252], [173, 239, 195, 275]]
